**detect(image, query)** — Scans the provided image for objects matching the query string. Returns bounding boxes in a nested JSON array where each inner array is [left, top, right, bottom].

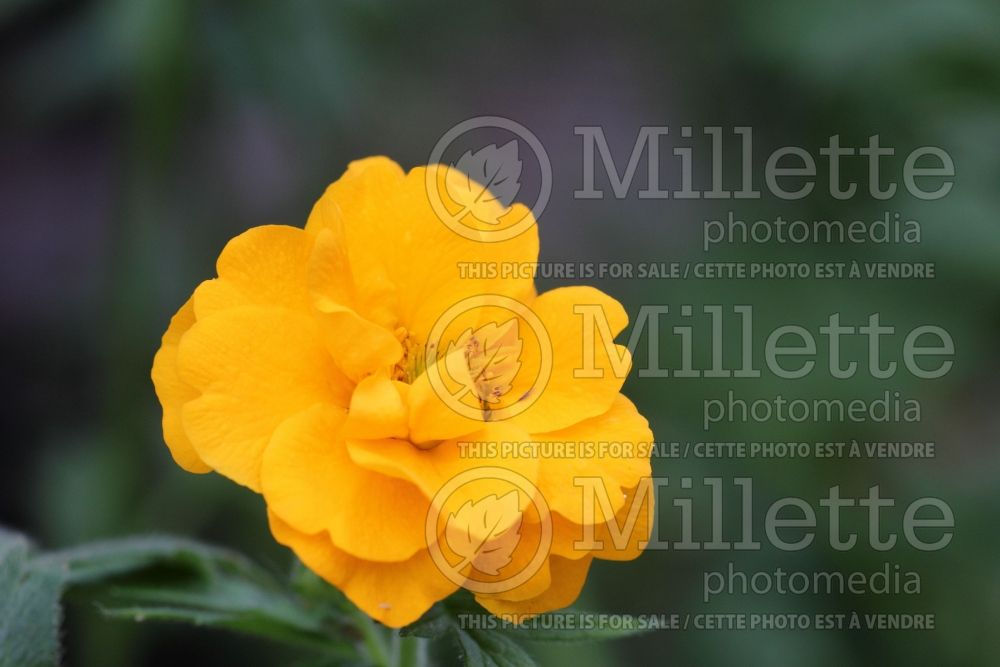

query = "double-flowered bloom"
[[152, 157, 653, 627]]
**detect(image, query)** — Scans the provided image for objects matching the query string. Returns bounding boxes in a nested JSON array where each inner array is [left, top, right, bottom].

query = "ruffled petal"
[[177, 305, 351, 491], [512, 286, 630, 433], [305, 157, 404, 332], [305, 157, 406, 239], [407, 347, 483, 445], [456, 513, 553, 602], [308, 209, 399, 331], [150, 297, 211, 473], [342, 373, 409, 440], [268, 512, 457, 628], [192, 225, 316, 319], [262, 404, 427, 562], [346, 422, 537, 504], [385, 167, 539, 342], [549, 481, 655, 562], [590, 481, 654, 561], [475, 555, 593, 617], [532, 394, 652, 524], [308, 160, 539, 344], [307, 227, 403, 380], [312, 300, 403, 382]]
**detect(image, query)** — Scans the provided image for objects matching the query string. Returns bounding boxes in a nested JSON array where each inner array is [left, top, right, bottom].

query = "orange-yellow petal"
[[346, 422, 538, 508], [458, 514, 553, 602], [312, 300, 403, 381], [261, 404, 427, 562], [430, 166, 539, 305], [192, 225, 316, 319], [407, 347, 483, 445], [342, 373, 409, 440], [512, 286, 630, 434], [305, 157, 406, 239], [532, 394, 652, 525], [307, 227, 403, 380], [308, 219, 398, 332], [268, 511, 457, 628], [386, 167, 539, 342], [176, 305, 350, 491], [549, 481, 655, 562], [475, 554, 593, 617], [150, 297, 211, 473], [590, 481, 655, 561], [310, 161, 539, 344]]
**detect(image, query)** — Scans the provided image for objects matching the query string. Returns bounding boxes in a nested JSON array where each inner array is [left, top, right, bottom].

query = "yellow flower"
[[152, 157, 653, 628]]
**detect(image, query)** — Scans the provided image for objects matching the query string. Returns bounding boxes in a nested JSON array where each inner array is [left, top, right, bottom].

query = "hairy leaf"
[[0, 529, 64, 667]]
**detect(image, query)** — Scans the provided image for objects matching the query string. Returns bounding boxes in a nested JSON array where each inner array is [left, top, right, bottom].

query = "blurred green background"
[[2, 0, 999, 664]]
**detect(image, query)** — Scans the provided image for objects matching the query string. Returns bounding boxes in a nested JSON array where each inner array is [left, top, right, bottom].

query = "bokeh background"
[[2, 0, 999, 664]]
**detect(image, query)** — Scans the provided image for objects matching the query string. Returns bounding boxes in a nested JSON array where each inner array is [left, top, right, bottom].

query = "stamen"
[[391, 328, 426, 383]]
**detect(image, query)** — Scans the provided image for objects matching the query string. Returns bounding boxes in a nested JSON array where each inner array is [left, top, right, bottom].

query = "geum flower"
[[152, 157, 653, 628]]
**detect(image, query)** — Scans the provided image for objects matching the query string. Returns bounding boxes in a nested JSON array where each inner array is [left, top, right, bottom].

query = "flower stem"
[[396, 635, 425, 667], [352, 610, 392, 667]]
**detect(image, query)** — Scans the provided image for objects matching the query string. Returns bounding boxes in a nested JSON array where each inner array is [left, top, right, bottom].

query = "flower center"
[[391, 327, 427, 384], [390, 321, 523, 423]]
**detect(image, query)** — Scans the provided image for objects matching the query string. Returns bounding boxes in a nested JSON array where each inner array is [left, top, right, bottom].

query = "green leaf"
[[289, 558, 356, 616], [0, 529, 65, 667], [496, 614, 655, 643], [400, 611, 453, 640], [460, 629, 538, 667], [403, 592, 651, 664], [36, 535, 269, 586], [399, 604, 453, 640], [401, 597, 538, 667], [35, 535, 352, 652]]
